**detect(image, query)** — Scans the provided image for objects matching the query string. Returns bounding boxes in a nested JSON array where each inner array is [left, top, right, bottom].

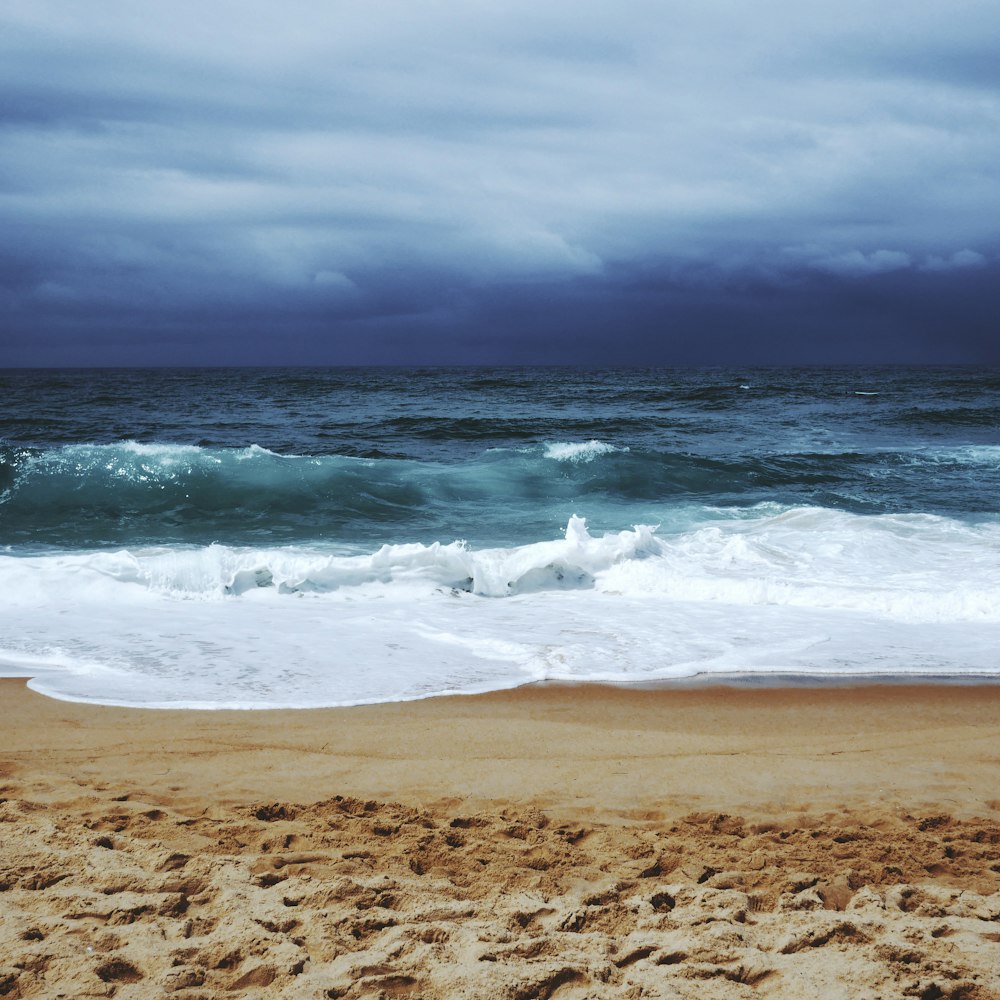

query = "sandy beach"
[[2, 678, 999, 998]]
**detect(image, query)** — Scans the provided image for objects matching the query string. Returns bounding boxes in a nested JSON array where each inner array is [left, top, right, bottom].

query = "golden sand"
[[1, 679, 999, 998]]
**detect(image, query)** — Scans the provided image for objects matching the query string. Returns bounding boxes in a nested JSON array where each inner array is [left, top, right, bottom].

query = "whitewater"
[[1, 366, 998, 707]]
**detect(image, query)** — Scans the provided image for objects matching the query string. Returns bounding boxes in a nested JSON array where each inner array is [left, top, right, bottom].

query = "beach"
[[2, 679, 999, 998]]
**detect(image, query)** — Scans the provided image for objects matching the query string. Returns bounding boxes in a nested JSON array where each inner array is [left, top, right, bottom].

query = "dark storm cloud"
[[1, 0, 998, 364]]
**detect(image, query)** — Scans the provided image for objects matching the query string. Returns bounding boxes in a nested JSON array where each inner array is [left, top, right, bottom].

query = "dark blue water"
[[1, 366, 998, 551]]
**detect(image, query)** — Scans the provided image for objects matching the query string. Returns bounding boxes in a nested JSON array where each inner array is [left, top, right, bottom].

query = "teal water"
[[2, 366, 998, 551]]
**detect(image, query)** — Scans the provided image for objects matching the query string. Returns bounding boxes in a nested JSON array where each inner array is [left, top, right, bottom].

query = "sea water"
[[1, 366, 998, 707]]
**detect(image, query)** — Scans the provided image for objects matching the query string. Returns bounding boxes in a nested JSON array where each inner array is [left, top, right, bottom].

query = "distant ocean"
[[1, 366, 998, 708]]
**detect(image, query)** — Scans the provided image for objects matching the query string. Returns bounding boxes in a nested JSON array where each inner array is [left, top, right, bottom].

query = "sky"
[[1, 0, 998, 366]]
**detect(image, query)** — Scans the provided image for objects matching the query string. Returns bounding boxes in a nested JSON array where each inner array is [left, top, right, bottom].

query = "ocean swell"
[[3, 439, 999, 549]]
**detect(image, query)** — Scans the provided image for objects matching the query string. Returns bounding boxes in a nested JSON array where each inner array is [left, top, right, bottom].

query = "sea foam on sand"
[[2, 509, 1000, 708]]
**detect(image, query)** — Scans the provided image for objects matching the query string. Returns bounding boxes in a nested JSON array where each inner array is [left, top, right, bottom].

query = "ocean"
[[1, 366, 998, 708]]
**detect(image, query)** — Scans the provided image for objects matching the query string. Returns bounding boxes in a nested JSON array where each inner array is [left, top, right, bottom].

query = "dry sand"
[[1, 678, 999, 998]]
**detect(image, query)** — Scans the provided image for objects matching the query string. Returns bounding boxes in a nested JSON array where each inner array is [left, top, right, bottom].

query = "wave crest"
[[543, 440, 627, 462], [23, 515, 657, 600], [3, 509, 999, 622], [3, 439, 999, 549]]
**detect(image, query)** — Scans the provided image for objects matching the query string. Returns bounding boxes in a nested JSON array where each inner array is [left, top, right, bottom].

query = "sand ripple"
[[2, 782, 999, 999]]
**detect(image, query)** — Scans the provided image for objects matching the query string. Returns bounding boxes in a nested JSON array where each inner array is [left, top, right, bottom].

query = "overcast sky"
[[1, 0, 998, 365]]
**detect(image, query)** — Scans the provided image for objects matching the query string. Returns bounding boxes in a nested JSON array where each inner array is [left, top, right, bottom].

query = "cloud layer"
[[2, 0, 998, 363]]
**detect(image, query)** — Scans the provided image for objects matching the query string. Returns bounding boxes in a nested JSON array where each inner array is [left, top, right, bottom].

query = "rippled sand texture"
[[2, 789, 1000, 999], [2, 680, 999, 998]]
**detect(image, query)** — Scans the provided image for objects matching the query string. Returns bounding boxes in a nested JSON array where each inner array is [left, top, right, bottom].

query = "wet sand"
[[2, 679, 999, 998]]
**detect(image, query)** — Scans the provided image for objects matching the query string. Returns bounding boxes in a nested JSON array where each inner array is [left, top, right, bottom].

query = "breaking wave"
[[3, 439, 999, 549]]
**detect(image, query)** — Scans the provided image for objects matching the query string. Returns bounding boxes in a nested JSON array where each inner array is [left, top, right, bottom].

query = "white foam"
[[3, 508, 999, 707], [1, 516, 661, 601], [115, 441, 207, 458], [599, 508, 1000, 623], [16, 441, 305, 485], [923, 445, 1000, 467], [543, 440, 626, 462]]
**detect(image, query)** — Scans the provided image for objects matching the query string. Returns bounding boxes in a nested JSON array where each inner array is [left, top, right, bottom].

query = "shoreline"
[[12, 667, 1000, 714], [3, 677, 999, 998], [4, 676, 1000, 818]]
